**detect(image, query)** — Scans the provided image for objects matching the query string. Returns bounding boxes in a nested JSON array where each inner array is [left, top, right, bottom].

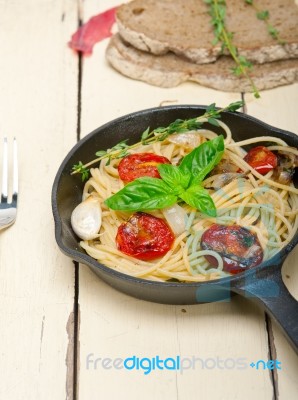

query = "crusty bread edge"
[[106, 35, 298, 93], [116, 17, 298, 65], [116, 18, 220, 64], [106, 41, 189, 88], [239, 42, 298, 64]]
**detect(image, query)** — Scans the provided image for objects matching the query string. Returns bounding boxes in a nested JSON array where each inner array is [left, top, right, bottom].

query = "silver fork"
[[0, 138, 18, 230]]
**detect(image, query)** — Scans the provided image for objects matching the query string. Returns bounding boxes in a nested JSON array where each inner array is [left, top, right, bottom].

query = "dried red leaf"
[[68, 7, 117, 55]]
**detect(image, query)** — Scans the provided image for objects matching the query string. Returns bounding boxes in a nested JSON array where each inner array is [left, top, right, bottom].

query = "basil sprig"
[[105, 135, 224, 217]]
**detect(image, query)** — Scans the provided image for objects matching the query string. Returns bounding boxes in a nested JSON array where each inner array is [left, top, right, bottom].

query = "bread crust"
[[116, 0, 298, 64], [106, 34, 298, 92]]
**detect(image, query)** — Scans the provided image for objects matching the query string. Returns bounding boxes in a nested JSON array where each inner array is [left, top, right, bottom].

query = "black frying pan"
[[51, 105, 298, 353]]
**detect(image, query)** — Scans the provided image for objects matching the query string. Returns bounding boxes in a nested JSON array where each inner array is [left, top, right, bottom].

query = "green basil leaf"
[[105, 177, 177, 211], [157, 164, 191, 195], [178, 135, 224, 185], [179, 185, 217, 217]]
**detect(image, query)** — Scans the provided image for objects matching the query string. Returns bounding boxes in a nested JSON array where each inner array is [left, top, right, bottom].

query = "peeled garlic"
[[71, 194, 102, 240], [168, 131, 200, 149], [168, 129, 215, 150], [162, 204, 187, 236]]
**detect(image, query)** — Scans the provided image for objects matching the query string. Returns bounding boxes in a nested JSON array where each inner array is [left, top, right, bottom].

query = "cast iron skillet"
[[52, 105, 298, 354]]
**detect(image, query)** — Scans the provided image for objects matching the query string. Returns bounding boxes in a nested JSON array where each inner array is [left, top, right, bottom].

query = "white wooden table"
[[0, 1, 297, 399]]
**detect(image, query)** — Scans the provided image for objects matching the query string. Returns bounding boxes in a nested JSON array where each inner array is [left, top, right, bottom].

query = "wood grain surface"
[[0, 1, 297, 399]]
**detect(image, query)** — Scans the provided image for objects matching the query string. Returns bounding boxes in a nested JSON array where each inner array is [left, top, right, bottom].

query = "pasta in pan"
[[73, 120, 298, 282]]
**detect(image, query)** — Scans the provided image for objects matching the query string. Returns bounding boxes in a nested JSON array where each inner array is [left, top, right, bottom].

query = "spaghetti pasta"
[[77, 121, 298, 282]]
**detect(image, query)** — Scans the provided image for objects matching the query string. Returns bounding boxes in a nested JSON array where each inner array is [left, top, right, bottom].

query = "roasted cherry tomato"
[[118, 153, 171, 183], [200, 224, 263, 274], [116, 212, 175, 260], [243, 146, 277, 175]]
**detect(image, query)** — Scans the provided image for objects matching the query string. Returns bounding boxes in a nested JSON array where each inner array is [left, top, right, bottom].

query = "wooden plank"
[[79, 268, 273, 400], [245, 85, 298, 133], [0, 1, 78, 399], [78, 1, 275, 399]]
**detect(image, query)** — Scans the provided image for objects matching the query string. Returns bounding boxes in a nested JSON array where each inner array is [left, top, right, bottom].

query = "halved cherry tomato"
[[243, 146, 277, 175], [200, 224, 263, 274], [116, 212, 175, 260], [118, 153, 171, 183]]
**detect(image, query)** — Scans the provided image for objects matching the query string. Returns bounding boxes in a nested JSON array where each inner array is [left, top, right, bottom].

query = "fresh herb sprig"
[[244, 0, 285, 44], [205, 0, 260, 98], [105, 135, 225, 217], [71, 100, 243, 181]]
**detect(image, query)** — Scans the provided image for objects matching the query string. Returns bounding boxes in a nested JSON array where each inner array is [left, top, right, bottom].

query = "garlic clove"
[[162, 204, 187, 236], [71, 195, 102, 240], [168, 131, 201, 149], [168, 130, 215, 150]]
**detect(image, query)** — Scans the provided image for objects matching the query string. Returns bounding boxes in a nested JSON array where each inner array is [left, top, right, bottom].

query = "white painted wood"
[[79, 268, 273, 400], [1, 1, 296, 398], [245, 85, 298, 134], [78, 1, 283, 399], [0, 1, 78, 399]]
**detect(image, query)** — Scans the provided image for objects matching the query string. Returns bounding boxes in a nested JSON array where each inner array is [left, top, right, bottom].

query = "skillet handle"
[[232, 263, 298, 354]]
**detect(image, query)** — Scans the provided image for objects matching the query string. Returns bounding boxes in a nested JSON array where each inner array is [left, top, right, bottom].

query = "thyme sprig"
[[71, 101, 243, 181], [244, 0, 285, 44], [205, 0, 260, 98]]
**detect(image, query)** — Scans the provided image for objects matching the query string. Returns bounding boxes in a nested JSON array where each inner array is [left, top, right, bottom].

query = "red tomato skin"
[[243, 146, 277, 175], [201, 224, 263, 274], [118, 153, 171, 183], [116, 212, 175, 261]]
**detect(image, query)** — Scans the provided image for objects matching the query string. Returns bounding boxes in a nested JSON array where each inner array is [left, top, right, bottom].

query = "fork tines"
[[1, 137, 18, 205]]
